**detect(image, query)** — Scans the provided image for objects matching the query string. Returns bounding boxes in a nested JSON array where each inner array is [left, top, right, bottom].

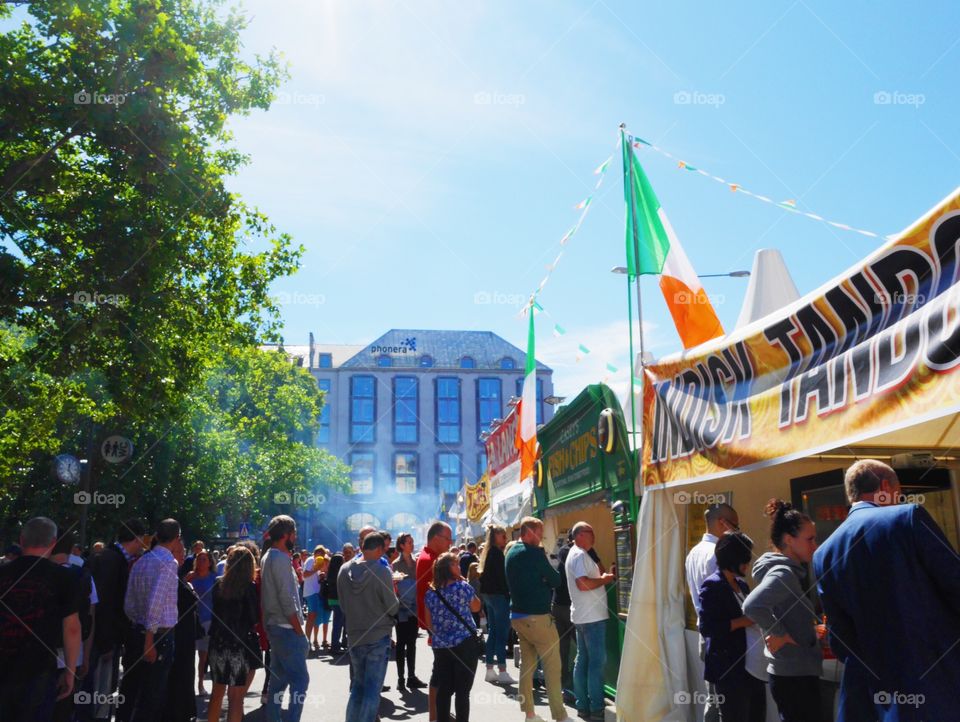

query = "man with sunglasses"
[[684, 502, 739, 722]]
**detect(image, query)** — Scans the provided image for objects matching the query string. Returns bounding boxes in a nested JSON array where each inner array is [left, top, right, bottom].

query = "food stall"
[[532, 383, 639, 697], [483, 406, 533, 535], [616, 187, 960, 722]]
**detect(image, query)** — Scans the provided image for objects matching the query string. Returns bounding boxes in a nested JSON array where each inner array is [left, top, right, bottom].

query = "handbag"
[[435, 585, 484, 663]]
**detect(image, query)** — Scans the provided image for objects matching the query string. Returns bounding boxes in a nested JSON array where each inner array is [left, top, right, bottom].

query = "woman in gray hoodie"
[[742, 499, 821, 722]]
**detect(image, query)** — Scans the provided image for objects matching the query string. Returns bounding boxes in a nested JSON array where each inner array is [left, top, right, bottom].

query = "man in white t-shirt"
[[564, 522, 615, 721], [683, 503, 739, 722]]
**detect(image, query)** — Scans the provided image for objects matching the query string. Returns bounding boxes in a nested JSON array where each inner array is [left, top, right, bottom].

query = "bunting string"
[[522, 141, 619, 313], [530, 300, 642, 390], [514, 136, 638, 391], [628, 133, 893, 241]]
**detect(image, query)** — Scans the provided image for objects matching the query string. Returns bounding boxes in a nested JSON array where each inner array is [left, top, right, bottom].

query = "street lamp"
[[543, 395, 566, 406], [699, 270, 751, 278], [612, 266, 750, 278]]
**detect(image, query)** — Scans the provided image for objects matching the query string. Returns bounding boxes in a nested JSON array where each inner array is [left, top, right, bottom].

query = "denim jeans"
[[481, 593, 510, 666], [331, 604, 346, 648], [346, 635, 391, 722], [265, 625, 311, 722], [573, 619, 607, 713]]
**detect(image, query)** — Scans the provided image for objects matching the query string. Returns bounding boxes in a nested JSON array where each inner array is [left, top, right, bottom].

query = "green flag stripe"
[[525, 308, 536, 375], [623, 133, 670, 276]]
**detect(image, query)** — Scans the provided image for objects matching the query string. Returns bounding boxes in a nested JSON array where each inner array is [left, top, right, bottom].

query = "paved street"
[[195, 636, 615, 721]]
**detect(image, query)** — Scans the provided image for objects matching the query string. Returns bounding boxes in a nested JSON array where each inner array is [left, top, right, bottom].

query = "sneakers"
[[496, 670, 516, 684], [407, 676, 427, 689], [485, 667, 499, 682], [397, 679, 406, 692]]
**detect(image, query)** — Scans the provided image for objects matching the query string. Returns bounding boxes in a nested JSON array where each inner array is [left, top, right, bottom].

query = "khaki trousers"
[[511, 614, 566, 721]]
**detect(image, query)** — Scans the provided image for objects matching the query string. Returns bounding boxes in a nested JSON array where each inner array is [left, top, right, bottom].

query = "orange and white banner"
[[643, 187, 960, 486]]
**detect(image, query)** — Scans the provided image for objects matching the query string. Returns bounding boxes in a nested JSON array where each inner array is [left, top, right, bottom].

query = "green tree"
[[0, 1, 349, 541]]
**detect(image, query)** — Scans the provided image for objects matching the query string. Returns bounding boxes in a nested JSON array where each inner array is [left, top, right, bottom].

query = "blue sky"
[[59, 1, 960, 401], [226, 1, 960, 400]]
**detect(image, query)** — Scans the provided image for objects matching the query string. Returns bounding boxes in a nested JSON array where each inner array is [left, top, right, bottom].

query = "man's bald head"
[[704, 503, 739, 537]]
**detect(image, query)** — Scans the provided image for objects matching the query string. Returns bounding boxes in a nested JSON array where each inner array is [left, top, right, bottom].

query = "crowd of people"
[[687, 458, 960, 722], [5, 456, 958, 722], [0, 509, 621, 722]]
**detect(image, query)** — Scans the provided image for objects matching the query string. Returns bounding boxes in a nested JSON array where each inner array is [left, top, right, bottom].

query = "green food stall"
[[532, 383, 639, 698]]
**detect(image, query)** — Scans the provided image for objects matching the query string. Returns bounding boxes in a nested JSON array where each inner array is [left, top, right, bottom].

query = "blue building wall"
[[300, 329, 554, 550]]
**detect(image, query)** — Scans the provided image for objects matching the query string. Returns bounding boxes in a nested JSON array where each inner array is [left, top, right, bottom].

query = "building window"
[[500, 357, 516, 369], [436, 377, 461, 444], [477, 378, 502, 431], [460, 356, 476, 369], [419, 355, 434, 368], [317, 379, 331, 444], [377, 355, 393, 367], [395, 452, 418, 494], [386, 512, 419, 533], [346, 511, 380, 531], [350, 376, 376, 443], [438, 452, 461, 494], [393, 376, 418, 444], [516, 377, 545, 425], [349, 452, 374, 495], [477, 451, 487, 482], [318, 353, 332, 368]]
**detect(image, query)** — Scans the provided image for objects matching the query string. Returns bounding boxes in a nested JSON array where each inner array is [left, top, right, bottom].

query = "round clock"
[[53, 454, 81, 485]]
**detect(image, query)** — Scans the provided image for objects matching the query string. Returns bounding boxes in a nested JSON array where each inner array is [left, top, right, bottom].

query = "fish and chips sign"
[[644, 188, 960, 485]]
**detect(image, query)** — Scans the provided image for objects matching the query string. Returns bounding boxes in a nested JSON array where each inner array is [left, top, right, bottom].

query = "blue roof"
[[340, 329, 551, 371]]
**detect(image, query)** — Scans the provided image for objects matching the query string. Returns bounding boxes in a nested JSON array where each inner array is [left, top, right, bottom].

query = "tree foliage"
[[0, 0, 348, 541]]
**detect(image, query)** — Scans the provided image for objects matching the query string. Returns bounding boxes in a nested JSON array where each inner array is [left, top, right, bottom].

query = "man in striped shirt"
[[116, 519, 182, 722]]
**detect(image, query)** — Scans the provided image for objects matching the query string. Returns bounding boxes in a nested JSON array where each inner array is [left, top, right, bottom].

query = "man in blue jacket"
[[813, 459, 960, 721]]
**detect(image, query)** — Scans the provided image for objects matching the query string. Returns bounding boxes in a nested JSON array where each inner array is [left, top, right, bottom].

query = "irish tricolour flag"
[[516, 306, 537, 481], [623, 135, 724, 349]]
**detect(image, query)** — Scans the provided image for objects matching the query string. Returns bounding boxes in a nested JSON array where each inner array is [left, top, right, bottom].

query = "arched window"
[[345, 512, 381, 532], [419, 355, 434, 368], [386, 512, 420, 534], [499, 357, 516, 369], [460, 356, 476, 369]]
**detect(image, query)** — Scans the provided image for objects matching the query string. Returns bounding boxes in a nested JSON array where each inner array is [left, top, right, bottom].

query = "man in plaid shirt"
[[116, 519, 182, 722]]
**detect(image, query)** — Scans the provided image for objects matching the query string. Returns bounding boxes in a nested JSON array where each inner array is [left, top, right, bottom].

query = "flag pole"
[[620, 124, 648, 368], [621, 122, 646, 517]]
